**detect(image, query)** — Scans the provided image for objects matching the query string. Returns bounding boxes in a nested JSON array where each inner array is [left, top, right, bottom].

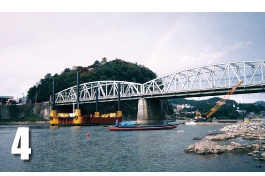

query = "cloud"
[[226, 41, 252, 53], [178, 40, 253, 71], [178, 47, 225, 70]]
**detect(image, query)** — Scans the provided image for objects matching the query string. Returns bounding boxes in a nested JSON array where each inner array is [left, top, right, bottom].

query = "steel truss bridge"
[[55, 60, 265, 105]]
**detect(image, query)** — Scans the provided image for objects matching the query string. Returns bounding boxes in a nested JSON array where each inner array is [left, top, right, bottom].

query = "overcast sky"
[[1, 5, 265, 103]]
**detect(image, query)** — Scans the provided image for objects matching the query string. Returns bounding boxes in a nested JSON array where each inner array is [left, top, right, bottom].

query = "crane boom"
[[206, 81, 243, 119]]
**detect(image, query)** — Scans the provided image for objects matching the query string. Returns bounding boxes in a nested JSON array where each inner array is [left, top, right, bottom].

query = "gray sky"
[[1, 3, 265, 103]]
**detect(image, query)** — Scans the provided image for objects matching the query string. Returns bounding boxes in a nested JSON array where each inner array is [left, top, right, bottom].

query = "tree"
[[238, 103, 265, 114], [27, 59, 157, 103]]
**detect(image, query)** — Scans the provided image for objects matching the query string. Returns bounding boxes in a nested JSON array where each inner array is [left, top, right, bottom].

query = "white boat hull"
[[185, 121, 196, 125]]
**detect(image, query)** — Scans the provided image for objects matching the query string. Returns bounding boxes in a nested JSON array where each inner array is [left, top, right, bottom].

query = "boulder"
[[261, 152, 265, 157], [228, 144, 254, 154], [204, 133, 238, 141], [248, 153, 254, 156], [253, 150, 260, 154], [230, 142, 241, 147], [251, 144, 261, 150], [184, 140, 225, 154], [184, 140, 253, 154]]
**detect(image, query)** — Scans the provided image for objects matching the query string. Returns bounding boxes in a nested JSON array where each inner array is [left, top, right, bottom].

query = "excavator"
[[195, 81, 243, 122]]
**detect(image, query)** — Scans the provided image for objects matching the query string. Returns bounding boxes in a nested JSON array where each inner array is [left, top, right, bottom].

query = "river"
[[0, 123, 264, 172]]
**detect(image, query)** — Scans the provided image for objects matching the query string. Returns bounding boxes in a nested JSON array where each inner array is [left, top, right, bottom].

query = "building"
[[171, 103, 193, 115], [18, 96, 27, 104], [236, 109, 246, 115], [244, 117, 250, 122], [0, 96, 14, 105], [101, 57, 107, 65]]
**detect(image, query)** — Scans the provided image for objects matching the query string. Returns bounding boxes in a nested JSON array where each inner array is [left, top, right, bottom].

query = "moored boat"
[[108, 125, 178, 131], [185, 121, 196, 125], [184, 119, 196, 125], [108, 121, 178, 131]]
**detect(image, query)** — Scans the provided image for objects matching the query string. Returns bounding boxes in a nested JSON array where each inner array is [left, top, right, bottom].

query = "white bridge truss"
[[56, 81, 143, 104], [55, 60, 265, 104]]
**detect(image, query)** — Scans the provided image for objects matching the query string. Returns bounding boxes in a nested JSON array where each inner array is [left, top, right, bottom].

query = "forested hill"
[[27, 59, 157, 103]]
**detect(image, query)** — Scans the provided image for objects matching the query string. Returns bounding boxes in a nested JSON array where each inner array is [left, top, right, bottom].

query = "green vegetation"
[[27, 59, 157, 103], [23, 114, 48, 121], [238, 103, 265, 114], [169, 98, 265, 120]]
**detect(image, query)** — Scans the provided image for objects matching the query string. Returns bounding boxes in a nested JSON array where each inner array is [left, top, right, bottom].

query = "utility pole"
[[52, 79, 55, 110], [118, 82, 120, 111], [76, 71, 80, 109]]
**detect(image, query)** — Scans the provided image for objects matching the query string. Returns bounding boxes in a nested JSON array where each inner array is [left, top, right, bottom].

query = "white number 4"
[[11, 127, 32, 160]]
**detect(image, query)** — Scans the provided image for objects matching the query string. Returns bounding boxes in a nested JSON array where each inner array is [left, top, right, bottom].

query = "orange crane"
[[195, 81, 243, 121]]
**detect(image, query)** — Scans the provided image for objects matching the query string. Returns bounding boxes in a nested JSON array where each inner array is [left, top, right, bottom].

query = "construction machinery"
[[195, 81, 243, 121]]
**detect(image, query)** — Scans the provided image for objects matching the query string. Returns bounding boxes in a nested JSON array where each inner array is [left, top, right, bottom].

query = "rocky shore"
[[185, 123, 265, 161]]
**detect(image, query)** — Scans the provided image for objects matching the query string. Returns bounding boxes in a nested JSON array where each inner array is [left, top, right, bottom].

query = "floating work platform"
[[50, 109, 122, 126]]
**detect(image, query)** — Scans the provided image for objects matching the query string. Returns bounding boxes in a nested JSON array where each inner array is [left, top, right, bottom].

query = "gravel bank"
[[185, 123, 265, 161]]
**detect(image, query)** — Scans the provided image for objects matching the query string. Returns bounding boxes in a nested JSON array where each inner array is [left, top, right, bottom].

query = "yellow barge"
[[50, 109, 122, 126]]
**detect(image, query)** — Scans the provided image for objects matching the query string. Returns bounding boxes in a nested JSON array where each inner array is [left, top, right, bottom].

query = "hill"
[[169, 97, 265, 119], [255, 101, 265, 108], [26, 58, 157, 120], [169, 97, 239, 119], [27, 58, 157, 103], [168, 97, 237, 106]]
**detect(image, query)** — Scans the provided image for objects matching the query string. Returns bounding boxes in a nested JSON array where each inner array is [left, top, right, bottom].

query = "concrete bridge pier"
[[137, 98, 165, 124]]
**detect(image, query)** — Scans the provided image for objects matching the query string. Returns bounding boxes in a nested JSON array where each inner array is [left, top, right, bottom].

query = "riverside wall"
[[0, 103, 51, 120]]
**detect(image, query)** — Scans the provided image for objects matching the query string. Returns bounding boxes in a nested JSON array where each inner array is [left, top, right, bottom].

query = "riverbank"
[[0, 121, 50, 125], [176, 119, 265, 125], [0, 114, 49, 125]]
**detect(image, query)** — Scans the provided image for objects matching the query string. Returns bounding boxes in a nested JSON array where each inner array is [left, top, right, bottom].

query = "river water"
[[0, 123, 265, 172]]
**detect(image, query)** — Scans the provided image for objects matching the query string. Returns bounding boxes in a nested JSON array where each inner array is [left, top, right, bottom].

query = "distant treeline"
[[168, 98, 265, 119]]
